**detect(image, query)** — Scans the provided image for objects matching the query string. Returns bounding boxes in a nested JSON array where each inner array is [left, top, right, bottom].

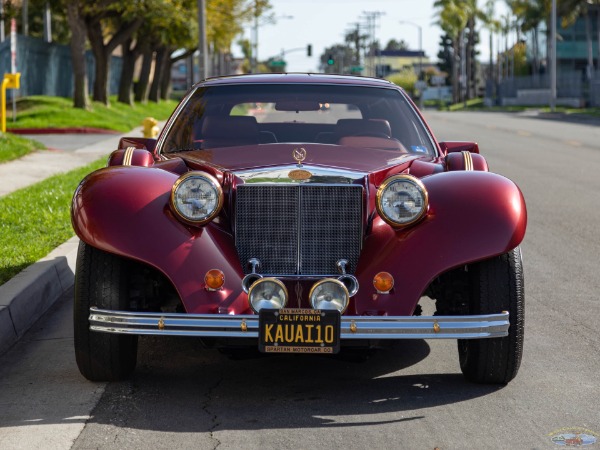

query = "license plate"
[[258, 308, 340, 354]]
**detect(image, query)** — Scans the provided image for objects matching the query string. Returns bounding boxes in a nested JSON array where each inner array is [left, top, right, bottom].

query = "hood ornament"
[[292, 147, 307, 166], [290, 148, 311, 181]]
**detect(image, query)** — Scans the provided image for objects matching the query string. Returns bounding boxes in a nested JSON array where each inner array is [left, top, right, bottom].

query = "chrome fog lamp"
[[376, 174, 428, 227], [309, 279, 349, 313], [170, 172, 223, 225], [248, 278, 288, 313]]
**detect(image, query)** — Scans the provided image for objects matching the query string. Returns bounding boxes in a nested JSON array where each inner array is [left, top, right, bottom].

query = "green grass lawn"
[[0, 158, 106, 285], [1, 95, 177, 163], [9, 95, 178, 132], [0, 132, 45, 164]]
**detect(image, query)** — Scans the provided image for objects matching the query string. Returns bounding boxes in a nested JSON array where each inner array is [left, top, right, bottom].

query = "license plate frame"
[[258, 308, 341, 354]]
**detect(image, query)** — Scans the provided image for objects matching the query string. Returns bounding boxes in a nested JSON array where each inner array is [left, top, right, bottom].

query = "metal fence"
[[488, 71, 600, 107], [0, 35, 122, 98]]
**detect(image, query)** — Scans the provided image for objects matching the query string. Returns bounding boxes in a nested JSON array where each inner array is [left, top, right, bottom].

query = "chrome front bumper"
[[89, 308, 509, 340]]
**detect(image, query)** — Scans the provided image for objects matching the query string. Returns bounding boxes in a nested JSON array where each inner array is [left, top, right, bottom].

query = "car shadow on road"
[[81, 335, 504, 433]]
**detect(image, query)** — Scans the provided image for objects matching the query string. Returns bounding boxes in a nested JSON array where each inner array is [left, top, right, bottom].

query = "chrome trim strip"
[[235, 166, 367, 184], [89, 308, 509, 340]]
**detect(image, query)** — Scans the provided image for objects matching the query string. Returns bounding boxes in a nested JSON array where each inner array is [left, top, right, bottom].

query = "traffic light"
[[327, 54, 334, 65], [307, 44, 312, 57]]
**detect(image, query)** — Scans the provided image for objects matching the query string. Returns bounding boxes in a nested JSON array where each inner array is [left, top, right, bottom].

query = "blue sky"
[[242, 0, 509, 72]]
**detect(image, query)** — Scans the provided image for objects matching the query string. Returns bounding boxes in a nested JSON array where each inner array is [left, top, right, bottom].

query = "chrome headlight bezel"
[[248, 277, 288, 313], [309, 278, 350, 313], [376, 174, 428, 227], [170, 171, 223, 226]]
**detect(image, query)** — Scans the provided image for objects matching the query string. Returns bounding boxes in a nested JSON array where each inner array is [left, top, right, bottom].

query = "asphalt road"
[[1, 111, 599, 449]]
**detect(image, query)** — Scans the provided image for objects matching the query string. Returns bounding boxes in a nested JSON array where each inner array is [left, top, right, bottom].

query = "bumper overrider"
[[89, 308, 510, 340]]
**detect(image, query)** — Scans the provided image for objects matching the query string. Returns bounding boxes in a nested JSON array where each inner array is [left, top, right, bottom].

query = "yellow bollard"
[[1, 73, 20, 132], [142, 117, 159, 138]]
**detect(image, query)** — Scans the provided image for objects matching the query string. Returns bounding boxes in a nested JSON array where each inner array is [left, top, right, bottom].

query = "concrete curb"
[[0, 237, 79, 355]]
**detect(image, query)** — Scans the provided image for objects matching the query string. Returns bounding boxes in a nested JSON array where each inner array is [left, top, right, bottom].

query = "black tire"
[[458, 246, 525, 384], [74, 241, 138, 381]]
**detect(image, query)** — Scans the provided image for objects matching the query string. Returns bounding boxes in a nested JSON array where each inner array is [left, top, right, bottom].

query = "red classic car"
[[71, 74, 526, 384]]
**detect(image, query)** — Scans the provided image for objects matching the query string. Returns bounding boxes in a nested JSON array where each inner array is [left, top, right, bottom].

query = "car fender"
[[71, 166, 247, 314], [354, 170, 526, 315]]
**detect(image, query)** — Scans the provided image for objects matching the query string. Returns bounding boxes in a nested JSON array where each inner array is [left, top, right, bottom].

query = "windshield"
[[160, 84, 436, 156]]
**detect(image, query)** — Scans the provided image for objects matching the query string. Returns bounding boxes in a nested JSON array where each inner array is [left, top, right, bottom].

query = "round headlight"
[[376, 174, 428, 227], [171, 172, 223, 225], [248, 278, 288, 312], [309, 279, 349, 313]]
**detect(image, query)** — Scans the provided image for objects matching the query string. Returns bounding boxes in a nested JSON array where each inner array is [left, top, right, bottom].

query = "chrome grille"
[[235, 185, 363, 275]]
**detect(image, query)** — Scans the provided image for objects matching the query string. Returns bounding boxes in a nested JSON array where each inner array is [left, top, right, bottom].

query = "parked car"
[[72, 74, 526, 384]]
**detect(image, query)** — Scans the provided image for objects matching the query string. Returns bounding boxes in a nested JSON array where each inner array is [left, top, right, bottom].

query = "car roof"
[[197, 73, 399, 89]]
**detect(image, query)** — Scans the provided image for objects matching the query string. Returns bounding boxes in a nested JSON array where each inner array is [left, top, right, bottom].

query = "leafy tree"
[[559, 0, 599, 78], [437, 33, 454, 86], [507, 0, 551, 76], [384, 39, 409, 51], [85, 2, 145, 105], [434, 0, 468, 102], [319, 44, 354, 73], [28, 0, 70, 43], [386, 70, 418, 96]]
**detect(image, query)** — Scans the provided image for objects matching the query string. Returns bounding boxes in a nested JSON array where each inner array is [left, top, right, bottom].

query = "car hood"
[[175, 143, 427, 181]]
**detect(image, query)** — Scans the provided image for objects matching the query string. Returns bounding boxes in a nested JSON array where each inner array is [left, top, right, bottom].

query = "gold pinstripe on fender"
[[123, 146, 135, 166], [461, 151, 474, 171]]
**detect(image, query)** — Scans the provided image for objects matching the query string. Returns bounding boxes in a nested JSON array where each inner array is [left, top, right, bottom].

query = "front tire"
[[74, 242, 138, 381], [458, 247, 525, 384]]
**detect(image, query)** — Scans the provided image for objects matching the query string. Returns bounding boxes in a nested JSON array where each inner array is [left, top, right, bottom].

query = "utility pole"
[[197, 0, 209, 80], [43, 2, 52, 42], [362, 11, 385, 77], [251, 1, 258, 73], [550, 0, 557, 111], [0, 2, 4, 42], [22, 0, 29, 36]]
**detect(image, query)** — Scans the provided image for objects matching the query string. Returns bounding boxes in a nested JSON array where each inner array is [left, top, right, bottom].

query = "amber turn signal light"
[[205, 269, 225, 291], [373, 272, 394, 294]]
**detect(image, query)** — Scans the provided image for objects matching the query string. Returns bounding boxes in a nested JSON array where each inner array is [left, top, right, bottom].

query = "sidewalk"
[[0, 126, 154, 354]]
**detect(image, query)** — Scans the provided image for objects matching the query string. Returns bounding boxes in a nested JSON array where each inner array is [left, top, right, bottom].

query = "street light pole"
[[197, 0, 208, 80], [251, 12, 293, 73], [399, 21, 423, 79]]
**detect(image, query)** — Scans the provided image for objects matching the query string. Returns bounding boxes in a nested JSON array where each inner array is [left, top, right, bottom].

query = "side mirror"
[[439, 141, 480, 155]]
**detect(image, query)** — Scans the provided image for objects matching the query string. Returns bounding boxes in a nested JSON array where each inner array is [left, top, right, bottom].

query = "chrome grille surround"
[[235, 184, 363, 275]]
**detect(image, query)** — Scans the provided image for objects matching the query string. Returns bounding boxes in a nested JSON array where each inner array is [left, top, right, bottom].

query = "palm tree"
[[560, 0, 599, 79], [482, 0, 501, 99], [434, 0, 468, 103], [508, 0, 553, 77]]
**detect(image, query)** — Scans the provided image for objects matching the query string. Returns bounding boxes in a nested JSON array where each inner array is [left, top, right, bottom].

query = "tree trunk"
[[67, 2, 88, 109], [87, 19, 110, 105], [585, 8, 593, 80], [160, 55, 173, 101], [452, 37, 460, 104], [533, 27, 540, 78], [135, 43, 153, 103], [149, 46, 167, 102], [85, 17, 143, 106], [118, 38, 138, 105], [466, 18, 475, 100]]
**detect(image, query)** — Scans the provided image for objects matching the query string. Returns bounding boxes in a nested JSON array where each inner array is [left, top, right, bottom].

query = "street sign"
[[269, 60, 286, 67]]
